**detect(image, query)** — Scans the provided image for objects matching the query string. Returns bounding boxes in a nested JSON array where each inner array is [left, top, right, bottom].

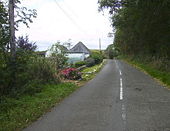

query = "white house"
[[67, 42, 91, 63], [45, 44, 68, 57]]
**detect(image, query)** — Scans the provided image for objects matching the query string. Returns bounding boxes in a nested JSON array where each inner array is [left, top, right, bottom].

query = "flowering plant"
[[61, 68, 81, 80]]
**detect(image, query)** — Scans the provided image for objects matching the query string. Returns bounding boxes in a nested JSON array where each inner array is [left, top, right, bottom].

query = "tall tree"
[[98, 0, 170, 59], [9, 0, 15, 58]]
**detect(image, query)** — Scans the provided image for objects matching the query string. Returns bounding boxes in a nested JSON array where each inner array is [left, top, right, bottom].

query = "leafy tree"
[[63, 39, 72, 50], [0, 1, 10, 51], [105, 44, 119, 59], [90, 51, 104, 64], [0, 1, 38, 95], [48, 42, 68, 69], [16, 36, 37, 51], [98, 0, 170, 62]]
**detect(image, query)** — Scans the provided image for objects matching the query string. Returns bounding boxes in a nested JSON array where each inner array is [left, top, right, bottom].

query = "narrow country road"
[[24, 60, 170, 131]]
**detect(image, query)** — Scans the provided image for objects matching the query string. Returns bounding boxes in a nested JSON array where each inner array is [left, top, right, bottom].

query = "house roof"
[[60, 45, 69, 52], [68, 42, 90, 54], [36, 51, 47, 56]]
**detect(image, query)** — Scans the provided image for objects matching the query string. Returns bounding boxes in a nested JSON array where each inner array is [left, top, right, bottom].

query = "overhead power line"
[[61, 1, 79, 19], [53, 0, 87, 35]]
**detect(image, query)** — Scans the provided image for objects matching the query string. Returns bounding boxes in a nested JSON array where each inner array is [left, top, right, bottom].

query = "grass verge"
[[123, 58, 170, 89], [0, 60, 107, 131], [81, 60, 107, 81], [0, 83, 79, 131]]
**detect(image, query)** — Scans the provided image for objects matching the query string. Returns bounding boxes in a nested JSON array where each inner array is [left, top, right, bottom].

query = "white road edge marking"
[[120, 78, 123, 100]]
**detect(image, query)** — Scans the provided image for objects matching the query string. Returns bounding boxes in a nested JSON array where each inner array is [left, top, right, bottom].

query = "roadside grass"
[[62, 60, 107, 87], [0, 83, 79, 131], [123, 58, 170, 89], [81, 60, 107, 81], [0, 60, 107, 131]]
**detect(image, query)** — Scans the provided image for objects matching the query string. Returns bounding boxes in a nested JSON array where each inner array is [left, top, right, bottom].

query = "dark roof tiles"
[[68, 42, 90, 54]]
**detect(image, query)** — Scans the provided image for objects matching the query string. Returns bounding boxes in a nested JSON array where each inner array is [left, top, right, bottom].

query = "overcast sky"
[[16, 0, 114, 51]]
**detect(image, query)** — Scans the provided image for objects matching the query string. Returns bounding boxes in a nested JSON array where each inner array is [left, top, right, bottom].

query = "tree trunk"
[[9, 0, 16, 91], [9, 0, 16, 58]]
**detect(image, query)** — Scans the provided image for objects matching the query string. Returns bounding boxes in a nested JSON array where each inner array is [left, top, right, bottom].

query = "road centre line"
[[115, 60, 123, 100], [115, 60, 119, 70], [115, 60, 122, 76], [120, 78, 123, 100], [120, 77, 126, 128], [122, 104, 126, 121], [114, 60, 126, 127], [119, 70, 122, 76]]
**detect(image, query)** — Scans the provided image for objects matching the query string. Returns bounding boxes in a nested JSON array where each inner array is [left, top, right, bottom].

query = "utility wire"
[[53, 0, 87, 35], [62, 0, 79, 19]]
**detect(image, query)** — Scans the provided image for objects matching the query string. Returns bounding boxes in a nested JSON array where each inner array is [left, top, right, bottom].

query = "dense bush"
[[99, 0, 170, 71], [29, 57, 59, 83], [0, 36, 60, 96], [18, 57, 60, 95], [16, 36, 37, 51], [61, 68, 81, 80], [0, 2, 57, 97], [48, 42, 68, 69], [105, 44, 119, 59], [90, 51, 103, 64], [85, 58, 95, 67], [74, 61, 86, 68], [2, 56, 60, 96]]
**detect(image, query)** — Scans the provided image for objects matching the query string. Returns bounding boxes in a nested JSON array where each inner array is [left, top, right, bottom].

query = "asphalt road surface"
[[24, 60, 170, 131]]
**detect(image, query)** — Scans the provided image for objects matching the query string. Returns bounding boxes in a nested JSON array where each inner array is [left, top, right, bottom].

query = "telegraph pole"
[[99, 38, 101, 52], [9, 0, 16, 88], [9, 0, 16, 58]]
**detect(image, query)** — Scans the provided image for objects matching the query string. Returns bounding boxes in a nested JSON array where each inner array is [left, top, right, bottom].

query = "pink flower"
[[61, 68, 81, 80]]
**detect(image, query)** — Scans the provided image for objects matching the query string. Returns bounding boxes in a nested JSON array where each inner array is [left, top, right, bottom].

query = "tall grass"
[[0, 83, 79, 131], [0, 54, 60, 97], [123, 55, 170, 88]]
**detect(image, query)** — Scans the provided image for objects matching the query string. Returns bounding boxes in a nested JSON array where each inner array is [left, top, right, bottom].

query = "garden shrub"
[[9, 53, 60, 96], [85, 58, 95, 67], [28, 57, 59, 84], [48, 42, 68, 69], [0, 36, 61, 97], [74, 61, 86, 68], [90, 52, 103, 64], [61, 68, 81, 80]]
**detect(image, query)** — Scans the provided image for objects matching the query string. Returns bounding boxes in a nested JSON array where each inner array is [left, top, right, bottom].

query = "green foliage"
[[98, 0, 170, 71], [90, 51, 104, 64], [74, 61, 86, 68], [0, 83, 79, 131], [16, 36, 37, 51], [0, 1, 40, 96], [124, 56, 170, 88], [13, 55, 60, 96], [82, 60, 106, 81], [0, 37, 60, 96], [15, 7, 37, 29], [0, 1, 10, 49], [105, 44, 119, 59], [85, 58, 95, 67], [0, 1, 36, 48], [85, 50, 104, 67], [48, 42, 68, 69]]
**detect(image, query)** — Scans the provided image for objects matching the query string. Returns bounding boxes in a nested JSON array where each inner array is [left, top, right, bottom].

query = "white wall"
[[67, 53, 89, 63]]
